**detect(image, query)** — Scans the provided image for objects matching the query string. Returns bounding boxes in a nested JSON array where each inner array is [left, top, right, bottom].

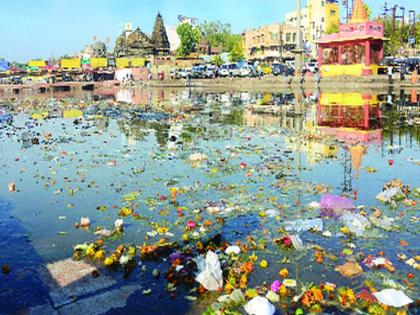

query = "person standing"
[[411, 65, 418, 85], [400, 63, 406, 82], [387, 65, 393, 85]]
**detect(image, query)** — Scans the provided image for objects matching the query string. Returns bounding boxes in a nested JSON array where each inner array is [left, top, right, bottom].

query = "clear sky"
[[0, 0, 416, 62]]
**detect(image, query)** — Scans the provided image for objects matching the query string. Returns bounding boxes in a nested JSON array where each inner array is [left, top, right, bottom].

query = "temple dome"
[[350, 0, 368, 24]]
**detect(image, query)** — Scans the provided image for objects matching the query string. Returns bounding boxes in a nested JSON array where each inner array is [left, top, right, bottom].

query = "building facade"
[[285, 0, 340, 55], [242, 23, 298, 61]]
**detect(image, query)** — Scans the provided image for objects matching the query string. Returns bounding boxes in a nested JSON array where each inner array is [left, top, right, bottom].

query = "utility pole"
[[294, 0, 304, 78]]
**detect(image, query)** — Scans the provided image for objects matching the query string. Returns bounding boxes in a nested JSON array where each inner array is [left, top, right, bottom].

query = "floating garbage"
[[225, 245, 241, 255], [373, 289, 413, 307], [114, 219, 124, 231], [8, 182, 15, 193], [284, 218, 323, 232], [320, 194, 355, 217], [137, 112, 171, 121], [376, 187, 405, 204], [369, 213, 397, 231], [0, 110, 13, 124], [244, 296, 275, 315], [80, 217, 90, 228], [335, 261, 363, 278], [341, 212, 371, 236], [195, 251, 223, 291]]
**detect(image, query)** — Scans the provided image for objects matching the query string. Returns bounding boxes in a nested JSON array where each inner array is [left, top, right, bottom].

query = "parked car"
[[284, 66, 295, 77], [272, 63, 287, 76], [239, 65, 257, 77], [260, 64, 272, 75], [178, 68, 192, 79], [203, 65, 218, 79], [170, 68, 180, 80], [192, 65, 206, 78], [218, 63, 240, 77]]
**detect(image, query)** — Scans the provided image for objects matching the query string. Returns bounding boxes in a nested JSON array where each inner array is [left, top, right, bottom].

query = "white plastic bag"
[[376, 187, 403, 203], [244, 296, 275, 315], [195, 251, 223, 291], [341, 212, 371, 236], [373, 289, 413, 307]]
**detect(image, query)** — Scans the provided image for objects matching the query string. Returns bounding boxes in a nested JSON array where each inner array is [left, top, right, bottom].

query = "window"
[[330, 10, 336, 16], [321, 1, 325, 6], [286, 33, 291, 42], [322, 47, 339, 64], [322, 18, 325, 22], [293, 33, 297, 42], [341, 45, 365, 65], [313, 35, 315, 40]]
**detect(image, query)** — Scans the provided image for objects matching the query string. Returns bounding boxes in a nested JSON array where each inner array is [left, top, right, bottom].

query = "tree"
[[212, 55, 224, 66], [176, 23, 201, 57], [199, 21, 232, 51], [228, 35, 244, 62], [326, 22, 339, 34]]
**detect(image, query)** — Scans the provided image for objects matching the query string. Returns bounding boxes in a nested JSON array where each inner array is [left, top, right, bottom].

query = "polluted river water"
[[0, 88, 419, 315]]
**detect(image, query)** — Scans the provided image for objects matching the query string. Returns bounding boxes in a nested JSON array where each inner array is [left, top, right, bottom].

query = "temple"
[[317, 0, 385, 76], [114, 13, 170, 58]]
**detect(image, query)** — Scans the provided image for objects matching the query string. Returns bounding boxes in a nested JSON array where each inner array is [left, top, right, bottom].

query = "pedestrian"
[[387, 65, 393, 85], [256, 64, 262, 80], [411, 66, 418, 85], [400, 63, 405, 82]]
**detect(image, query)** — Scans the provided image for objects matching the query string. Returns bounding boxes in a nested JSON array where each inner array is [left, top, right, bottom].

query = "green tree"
[[326, 22, 339, 34], [176, 23, 201, 57], [199, 21, 232, 51], [228, 35, 244, 62], [212, 54, 224, 66]]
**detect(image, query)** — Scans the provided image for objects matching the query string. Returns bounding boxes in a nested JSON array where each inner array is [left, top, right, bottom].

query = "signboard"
[[60, 58, 81, 70], [116, 58, 130, 69], [130, 58, 146, 67], [338, 21, 384, 38], [91, 58, 108, 69], [28, 60, 46, 68]]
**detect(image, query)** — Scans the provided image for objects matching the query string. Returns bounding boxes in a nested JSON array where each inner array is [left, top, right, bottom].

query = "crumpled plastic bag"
[[195, 251, 223, 291], [341, 212, 371, 236], [373, 289, 413, 307], [244, 296, 275, 315], [335, 261, 363, 278], [369, 214, 397, 231], [320, 194, 355, 217], [376, 187, 404, 204], [217, 289, 245, 306], [285, 218, 323, 232], [225, 245, 241, 255]]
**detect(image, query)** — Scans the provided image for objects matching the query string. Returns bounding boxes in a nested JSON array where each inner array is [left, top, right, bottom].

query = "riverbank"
[[0, 76, 418, 97], [144, 75, 420, 90]]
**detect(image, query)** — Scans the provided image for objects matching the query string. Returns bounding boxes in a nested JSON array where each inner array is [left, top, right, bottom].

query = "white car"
[[239, 65, 255, 77], [218, 63, 240, 77]]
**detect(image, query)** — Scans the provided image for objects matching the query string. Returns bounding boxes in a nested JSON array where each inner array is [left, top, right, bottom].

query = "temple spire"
[[350, 0, 368, 23]]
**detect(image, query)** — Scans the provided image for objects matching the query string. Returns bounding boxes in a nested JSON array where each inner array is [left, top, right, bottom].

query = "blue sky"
[[0, 0, 416, 61]]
